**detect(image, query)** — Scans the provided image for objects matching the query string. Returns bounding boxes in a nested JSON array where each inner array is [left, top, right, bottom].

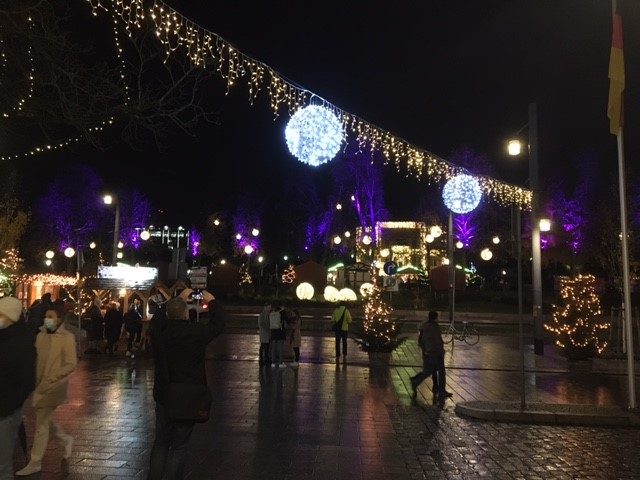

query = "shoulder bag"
[[331, 308, 346, 333]]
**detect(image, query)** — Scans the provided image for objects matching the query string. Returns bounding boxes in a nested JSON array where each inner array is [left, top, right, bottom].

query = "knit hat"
[[166, 297, 188, 320], [0, 297, 23, 322]]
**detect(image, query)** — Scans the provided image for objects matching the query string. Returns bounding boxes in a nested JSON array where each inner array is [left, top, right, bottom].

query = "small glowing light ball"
[[64, 247, 75, 258], [442, 174, 482, 214], [359, 282, 374, 297], [296, 282, 314, 300], [338, 288, 357, 302], [480, 248, 493, 261], [324, 285, 340, 302], [285, 105, 343, 166]]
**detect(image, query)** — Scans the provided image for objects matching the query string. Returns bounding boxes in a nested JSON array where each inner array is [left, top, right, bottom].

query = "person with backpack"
[[331, 301, 352, 363]]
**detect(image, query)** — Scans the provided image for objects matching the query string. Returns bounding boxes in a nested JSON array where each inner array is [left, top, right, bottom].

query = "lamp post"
[[509, 103, 544, 355], [103, 195, 120, 266]]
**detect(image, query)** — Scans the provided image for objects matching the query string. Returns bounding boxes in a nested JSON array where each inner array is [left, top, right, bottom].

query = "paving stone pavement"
[[13, 331, 640, 479]]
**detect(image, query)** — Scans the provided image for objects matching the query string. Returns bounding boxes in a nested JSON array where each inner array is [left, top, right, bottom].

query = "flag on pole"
[[607, 4, 625, 135]]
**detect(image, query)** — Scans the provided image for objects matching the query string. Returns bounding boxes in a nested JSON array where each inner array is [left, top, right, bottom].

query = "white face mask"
[[44, 317, 58, 331]]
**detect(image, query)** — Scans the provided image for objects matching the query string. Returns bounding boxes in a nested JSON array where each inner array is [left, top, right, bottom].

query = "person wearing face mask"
[[0, 296, 35, 480], [16, 307, 76, 476]]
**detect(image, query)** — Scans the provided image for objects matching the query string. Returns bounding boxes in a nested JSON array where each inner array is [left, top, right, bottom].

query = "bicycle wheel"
[[463, 324, 480, 345], [442, 324, 455, 344]]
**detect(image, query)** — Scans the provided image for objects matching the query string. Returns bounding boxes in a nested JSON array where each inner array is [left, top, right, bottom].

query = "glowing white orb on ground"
[[296, 282, 314, 300], [285, 105, 343, 166], [324, 285, 340, 302], [442, 174, 482, 214], [359, 282, 374, 297], [338, 288, 357, 302]]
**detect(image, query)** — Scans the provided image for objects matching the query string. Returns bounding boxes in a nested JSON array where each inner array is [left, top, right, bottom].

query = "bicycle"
[[442, 320, 480, 345]]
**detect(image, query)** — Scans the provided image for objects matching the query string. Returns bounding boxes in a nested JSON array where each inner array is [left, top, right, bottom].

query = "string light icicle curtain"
[[86, 0, 531, 210]]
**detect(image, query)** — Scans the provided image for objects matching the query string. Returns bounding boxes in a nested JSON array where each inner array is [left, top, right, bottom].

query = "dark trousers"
[[292, 347, 300, 362], [127, 325, 142, 352], [411, 354, 446, 392], [148, 403, 195, 480], [259, 342, 270, 365], [334, 331, 348, 357]]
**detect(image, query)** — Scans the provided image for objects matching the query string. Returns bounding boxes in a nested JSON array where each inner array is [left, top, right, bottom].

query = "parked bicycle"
[[442, 320, 480, 345]]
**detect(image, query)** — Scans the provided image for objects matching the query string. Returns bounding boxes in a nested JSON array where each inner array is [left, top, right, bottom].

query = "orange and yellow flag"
[[607, 7, 624, 135]]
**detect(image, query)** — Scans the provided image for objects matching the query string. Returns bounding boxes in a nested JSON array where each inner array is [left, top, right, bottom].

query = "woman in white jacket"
[[16, 306, 76, 476]]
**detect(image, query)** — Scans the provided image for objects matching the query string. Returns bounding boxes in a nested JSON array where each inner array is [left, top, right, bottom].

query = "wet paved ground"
[[13, 330, 640, 479]]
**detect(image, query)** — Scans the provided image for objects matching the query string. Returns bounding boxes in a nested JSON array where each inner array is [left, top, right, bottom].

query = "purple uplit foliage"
[[232, 196, 262, 255], [118, 191, 153, 249], [36, 163, 105, 251], [454, 213, 476, 248], [562, 199, 586, 254], [190, 230, 201, 257], [330, 140, 389, 243]]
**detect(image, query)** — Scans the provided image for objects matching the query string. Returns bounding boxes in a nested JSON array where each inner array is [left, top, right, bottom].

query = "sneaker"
[[279, 363, 286, 368], [290, 361, 299, 367], [63, 435, 73, 459], [126, 351, 131, 357], [16, 462, 42, 476]]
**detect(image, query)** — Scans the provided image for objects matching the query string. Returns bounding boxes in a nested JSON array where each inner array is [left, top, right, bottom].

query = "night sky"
[[8, 0, 640, 242]]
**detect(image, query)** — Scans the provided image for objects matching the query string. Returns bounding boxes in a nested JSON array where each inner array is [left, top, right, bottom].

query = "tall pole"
[[448, 210, 455, 324], [529, 103, 544, 355], [112, 201, 120, 265], [515, 207, 525, 410]]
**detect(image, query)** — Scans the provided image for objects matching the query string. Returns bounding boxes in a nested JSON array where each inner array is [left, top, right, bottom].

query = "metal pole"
[[529, 102, 544, 355], [112, 201, 120, 265], [515, 207, 525, 410], [448, 210, 455, 324]]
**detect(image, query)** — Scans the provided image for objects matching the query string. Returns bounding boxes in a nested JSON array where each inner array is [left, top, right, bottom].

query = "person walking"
[[0, 297, 35, 480], [103, 301, 123, 355], [85, 298, 104, 354], [124, 299, 143, 357], [257, 303, 272, 366], [331, 301, 352, 363], [17, 306, 76, 476], [409, 310, 453, 400], [147, 288, 225, 480], [288, 308, 302, 367], [269, 306, 286, 368], [27, 293, 53, 333]]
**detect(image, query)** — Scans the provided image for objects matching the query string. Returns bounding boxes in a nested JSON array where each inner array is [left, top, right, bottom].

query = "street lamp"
[[103, 194, 120, 266], [508, 102, 544, 355]]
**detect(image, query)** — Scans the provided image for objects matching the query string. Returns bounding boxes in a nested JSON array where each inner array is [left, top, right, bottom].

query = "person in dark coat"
[[147, 289, 225, 480], [27, 293, 53, 333], [0, 297, 36, 480], [85, 298, 104, 354], [103, 302, 123, 355]]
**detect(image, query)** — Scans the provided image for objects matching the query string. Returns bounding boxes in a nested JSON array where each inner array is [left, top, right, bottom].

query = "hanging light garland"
[[82, 0, 531, 209]]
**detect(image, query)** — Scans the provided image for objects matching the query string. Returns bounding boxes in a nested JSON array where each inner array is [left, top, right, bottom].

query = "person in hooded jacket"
[[16, 306, 76, 476], [147, 289, 225, 480], [0, 297, 35, 480]]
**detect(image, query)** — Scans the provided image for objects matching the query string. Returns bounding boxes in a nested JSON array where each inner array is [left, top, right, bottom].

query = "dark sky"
[[9, 1, 640, 235]]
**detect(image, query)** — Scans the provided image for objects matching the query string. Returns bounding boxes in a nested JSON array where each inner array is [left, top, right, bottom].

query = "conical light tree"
[[545, 274, 609, 360], [353, 266, 407, 353]]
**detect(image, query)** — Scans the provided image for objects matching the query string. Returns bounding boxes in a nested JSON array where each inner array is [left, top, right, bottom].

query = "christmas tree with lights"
[[352, 266, 407, 353], [545, 274, 608, 360]]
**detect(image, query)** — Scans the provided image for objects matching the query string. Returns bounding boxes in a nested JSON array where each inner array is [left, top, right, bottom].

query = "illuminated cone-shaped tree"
[[545, 274, 608, 360], [353, 267, 407, 353]]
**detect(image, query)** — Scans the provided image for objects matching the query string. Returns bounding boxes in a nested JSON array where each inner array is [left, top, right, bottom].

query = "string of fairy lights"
[[83, 0, 532, 210]]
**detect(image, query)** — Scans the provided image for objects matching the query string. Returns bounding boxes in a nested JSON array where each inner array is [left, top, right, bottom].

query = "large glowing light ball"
[[359, 282, 374, 297], [285, 105, 343, 166], [296, 282, 314, 300], [324, 285, 341, 302], [338, 288, 357, 302], [442, 174, 482, 214]]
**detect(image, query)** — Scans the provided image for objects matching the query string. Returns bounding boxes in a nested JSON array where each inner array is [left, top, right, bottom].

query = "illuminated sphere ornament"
[[285, 105, 343, 166], [442, 174, 482, 214], [324, 285, 340, 302], [296, 282, 314, 300], [338, 288, 357, 302]]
